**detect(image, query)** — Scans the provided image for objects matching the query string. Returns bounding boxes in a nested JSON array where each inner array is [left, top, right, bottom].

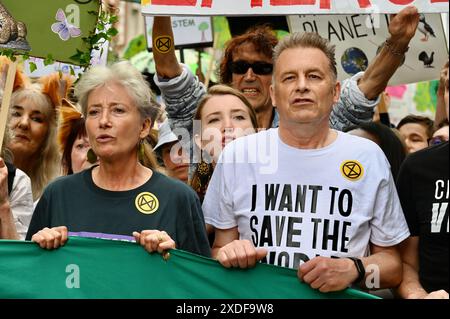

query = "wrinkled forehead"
[[89, 81, 122, 96], [87, 81, 134, 105], [274, 47, 332, 74]]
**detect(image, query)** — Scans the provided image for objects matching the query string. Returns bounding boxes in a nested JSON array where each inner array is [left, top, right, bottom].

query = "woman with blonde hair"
[[26, 61, 210, 258], [0, 58, 34, 239], [8, 71, 72, 202]]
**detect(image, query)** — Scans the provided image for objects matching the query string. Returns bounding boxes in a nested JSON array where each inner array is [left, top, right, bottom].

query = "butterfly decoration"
[[51, 9, 81, 41]]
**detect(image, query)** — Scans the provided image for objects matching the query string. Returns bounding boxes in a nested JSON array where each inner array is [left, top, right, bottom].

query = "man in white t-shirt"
[[203, 31, 411, 293]]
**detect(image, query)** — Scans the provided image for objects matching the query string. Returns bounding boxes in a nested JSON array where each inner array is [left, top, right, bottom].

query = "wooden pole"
[[205, 32, 219, 88], [0, 60, 17, 151]]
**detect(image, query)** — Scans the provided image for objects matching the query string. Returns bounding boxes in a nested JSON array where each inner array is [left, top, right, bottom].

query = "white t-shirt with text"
[[203, 129, 409, 269]]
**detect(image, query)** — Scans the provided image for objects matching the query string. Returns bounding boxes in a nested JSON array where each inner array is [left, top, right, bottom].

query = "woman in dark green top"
[[26, 61, 211, 258]]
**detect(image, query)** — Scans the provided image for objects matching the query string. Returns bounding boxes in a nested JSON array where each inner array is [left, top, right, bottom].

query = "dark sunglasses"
[[230, 60, 273, 75]]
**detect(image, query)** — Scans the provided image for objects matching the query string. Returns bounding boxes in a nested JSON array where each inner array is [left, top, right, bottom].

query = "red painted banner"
[[142, 0, 449, 15]]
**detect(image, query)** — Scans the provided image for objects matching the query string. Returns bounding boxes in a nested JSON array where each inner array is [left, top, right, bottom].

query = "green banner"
[[0, 237, 378, 299], [1, 0, 100, 65]]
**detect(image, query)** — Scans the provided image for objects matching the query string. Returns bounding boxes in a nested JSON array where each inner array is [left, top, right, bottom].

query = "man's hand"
[[31, 226, 68, 249], [388, 6, 420, 44], [298, 256, 359, 293], [216, 239, 267, 269], [357, 6, 419, 100]]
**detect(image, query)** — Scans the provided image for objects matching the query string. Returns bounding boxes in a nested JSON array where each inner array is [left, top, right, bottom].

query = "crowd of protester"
[[0, 5, 447, 299]]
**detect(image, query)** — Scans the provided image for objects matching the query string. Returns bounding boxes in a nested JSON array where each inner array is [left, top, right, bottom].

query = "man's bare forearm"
[[396, 262, 428, 298], [361, 246, 403, 289], [358, 40, 410, 100], [358, 6, 419, 100]]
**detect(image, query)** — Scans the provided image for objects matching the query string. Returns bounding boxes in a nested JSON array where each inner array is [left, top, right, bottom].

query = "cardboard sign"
[[145, 16, 213, 49], [1, 0, 100, 65], [141, 0, 449, 16], [288, 13, 448, 85]]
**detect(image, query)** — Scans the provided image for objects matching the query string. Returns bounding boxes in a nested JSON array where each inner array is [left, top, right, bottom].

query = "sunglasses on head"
[[230, 60, 273, 75]]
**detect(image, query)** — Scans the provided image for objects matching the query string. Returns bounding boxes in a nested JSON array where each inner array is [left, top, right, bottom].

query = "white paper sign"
[[288, 13, 448, 85], [141, 0, 449, 16], [145, 16, 213, 49]]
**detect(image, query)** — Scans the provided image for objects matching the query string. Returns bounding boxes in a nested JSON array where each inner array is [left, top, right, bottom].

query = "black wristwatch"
[[347, 257, 366, 284]]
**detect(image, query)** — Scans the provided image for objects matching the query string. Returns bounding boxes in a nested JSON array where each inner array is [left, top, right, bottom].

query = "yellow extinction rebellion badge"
[[135, 192, 159, 215], [154, 36, 173, 54], [341, 160, 364, 181]]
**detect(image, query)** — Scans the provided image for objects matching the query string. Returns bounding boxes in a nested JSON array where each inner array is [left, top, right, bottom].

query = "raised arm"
[[153, 17, 182, 79], [152, 17, 206, 151], [358, 6, 420, 100], [330, 6, 420, 131], [434, 61, 449, 129]]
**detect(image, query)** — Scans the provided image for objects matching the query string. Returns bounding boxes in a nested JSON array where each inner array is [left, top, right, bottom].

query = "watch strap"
[[347, 257, 366, 284]]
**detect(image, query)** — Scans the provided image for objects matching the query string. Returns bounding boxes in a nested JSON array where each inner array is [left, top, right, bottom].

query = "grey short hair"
[[74, 61, 160, 125], [273, 32, 337, 81]]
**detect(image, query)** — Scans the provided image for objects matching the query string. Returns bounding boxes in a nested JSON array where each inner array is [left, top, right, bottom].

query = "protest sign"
[[288, 13, 448, 85], [141, 0, 449, 16], [145, 16, 213, 49]]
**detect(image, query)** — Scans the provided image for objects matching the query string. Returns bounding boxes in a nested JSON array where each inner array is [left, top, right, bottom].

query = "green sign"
[[1, 0, 100, 65], [0, 237, 378, 299]]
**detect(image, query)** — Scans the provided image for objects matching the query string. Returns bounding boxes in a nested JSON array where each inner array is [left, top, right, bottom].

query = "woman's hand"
[[133, 230, 175, 258], [31, 226, 68, 249]]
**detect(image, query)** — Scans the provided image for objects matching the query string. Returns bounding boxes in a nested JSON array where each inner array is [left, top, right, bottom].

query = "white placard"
[[141, 0, 449, 16], [288, 13, 448, 85], [145, 16, 213, 49]]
